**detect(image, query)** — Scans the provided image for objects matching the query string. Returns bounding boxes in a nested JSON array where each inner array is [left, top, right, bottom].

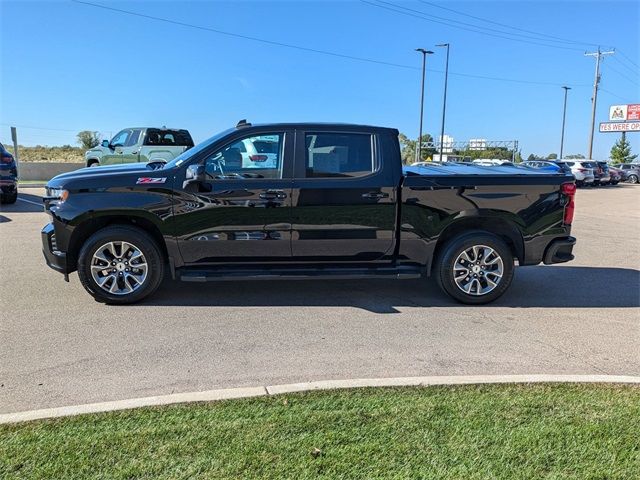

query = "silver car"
[[555, 160, 595, 186]]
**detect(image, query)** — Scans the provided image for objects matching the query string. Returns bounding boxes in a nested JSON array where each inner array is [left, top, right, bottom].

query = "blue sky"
[[1, 0, 638, 159]]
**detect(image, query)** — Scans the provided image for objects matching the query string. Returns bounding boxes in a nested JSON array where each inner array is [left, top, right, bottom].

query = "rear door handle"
[[361, 192, 389, 199], [259, 190, 287, 200]]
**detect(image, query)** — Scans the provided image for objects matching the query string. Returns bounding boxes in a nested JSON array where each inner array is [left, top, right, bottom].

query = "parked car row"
[[521, 159, 639, 186]]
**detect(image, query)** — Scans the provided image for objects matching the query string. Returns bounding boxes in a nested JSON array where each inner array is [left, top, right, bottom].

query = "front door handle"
[[259, 190, 287, 200], [361, 192, 389, 199]]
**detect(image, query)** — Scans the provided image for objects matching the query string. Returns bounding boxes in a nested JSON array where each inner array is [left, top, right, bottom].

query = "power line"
[[0, 123, 79, 132], [600, 88, 634, 104], [417, 0, 601, 48], [362, 0, 585, 51], [604, 62, 639, 87], [71, 0, 416, 70], [611, 54, 640, 76], [71, 0, 590, 88], [617, 49, 639, 69]]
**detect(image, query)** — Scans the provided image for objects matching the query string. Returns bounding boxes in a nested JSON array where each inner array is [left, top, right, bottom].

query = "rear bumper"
[[41, 223, 70, 275], [543, 236, 576, 265]]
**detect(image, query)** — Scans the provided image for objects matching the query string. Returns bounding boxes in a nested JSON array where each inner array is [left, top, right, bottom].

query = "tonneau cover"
[[403, 163, 564, 177]]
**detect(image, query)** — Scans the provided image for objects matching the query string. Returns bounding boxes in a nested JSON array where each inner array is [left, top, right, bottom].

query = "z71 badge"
[[136, 177, 167, 184]]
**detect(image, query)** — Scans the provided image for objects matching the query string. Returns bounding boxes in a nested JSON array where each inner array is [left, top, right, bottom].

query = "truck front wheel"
[[435, 232, 514, 304], [77, 226, 164, 304]]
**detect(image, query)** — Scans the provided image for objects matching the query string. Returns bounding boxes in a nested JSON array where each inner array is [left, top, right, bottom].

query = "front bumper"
[[41, 223, 70, 276], [543, 236, 576, 265]]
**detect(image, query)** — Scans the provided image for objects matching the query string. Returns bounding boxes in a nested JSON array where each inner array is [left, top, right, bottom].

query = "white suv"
[[555, 160, 595, 186], [238, 137, 280, 169]]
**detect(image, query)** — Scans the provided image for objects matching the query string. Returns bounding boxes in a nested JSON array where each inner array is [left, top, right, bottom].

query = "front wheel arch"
[[77, 225, 165, 304], [66, 215, 168, 272]]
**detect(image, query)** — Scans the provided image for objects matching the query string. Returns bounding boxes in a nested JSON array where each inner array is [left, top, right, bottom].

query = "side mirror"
[[101, 140, 110, 148], [183, 164, 205, 188]]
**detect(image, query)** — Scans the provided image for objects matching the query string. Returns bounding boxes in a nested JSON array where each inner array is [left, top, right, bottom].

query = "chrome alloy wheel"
[[90, 241, 148, 295], [453, 244, 504, 296]]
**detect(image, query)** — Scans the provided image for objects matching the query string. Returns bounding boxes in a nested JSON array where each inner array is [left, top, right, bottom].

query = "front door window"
[[110, 130, 130, 147], [204, 134, 284, 179]]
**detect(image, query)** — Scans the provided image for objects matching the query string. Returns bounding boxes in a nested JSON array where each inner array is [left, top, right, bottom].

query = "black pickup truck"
[[42, 121, 577, 305]]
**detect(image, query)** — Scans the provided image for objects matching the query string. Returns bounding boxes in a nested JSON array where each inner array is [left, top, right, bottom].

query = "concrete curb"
[[2, 375, 639, 424]]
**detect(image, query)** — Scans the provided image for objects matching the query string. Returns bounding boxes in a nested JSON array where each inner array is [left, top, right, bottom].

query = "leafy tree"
[[610, 132, 637, 164], [527, 154, 536, 161], [565, 154, 585, 159], [76, 130, 101, 150], [514, 150, 523, 163], [547, 153, 558, 159], [399, 133, 435, 163]]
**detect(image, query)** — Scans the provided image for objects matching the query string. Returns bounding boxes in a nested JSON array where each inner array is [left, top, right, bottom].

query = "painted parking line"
[[1, 374, 639, 425], [17, 196, 44, 207]]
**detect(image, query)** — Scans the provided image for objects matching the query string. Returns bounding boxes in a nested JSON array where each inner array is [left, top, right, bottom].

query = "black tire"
[[1, 189, 18, 204], [434, 231, 514, 305], [88, 160, 100, 167], [77, 226, 164, 304], [628, 174, 638, 184], [576, 180, 583, 187]]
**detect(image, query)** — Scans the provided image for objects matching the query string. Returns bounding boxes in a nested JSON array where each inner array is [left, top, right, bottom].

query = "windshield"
[[163, 128, 235, 169]]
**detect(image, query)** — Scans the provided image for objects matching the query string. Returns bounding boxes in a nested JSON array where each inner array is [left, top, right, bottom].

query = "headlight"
[[46, 187, 69, 203]]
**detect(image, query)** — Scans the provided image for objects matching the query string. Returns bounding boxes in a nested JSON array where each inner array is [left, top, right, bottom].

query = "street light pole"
[[415, 48, 434, 163], [559, 86, 571, 160], [436, 43, 450, 162]]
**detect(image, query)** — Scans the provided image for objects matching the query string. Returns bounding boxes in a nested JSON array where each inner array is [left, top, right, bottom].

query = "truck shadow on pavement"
[[0, 192, 44, 213], [147, 266, 640, 313]]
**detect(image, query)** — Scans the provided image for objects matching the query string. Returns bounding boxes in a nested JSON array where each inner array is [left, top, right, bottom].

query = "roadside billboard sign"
[[599, 121, 640, 132], [608, 104, 640, 121], [628, 104, 640, 121]]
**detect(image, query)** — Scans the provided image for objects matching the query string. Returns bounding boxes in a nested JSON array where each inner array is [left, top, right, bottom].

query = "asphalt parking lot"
[[1, 185, 639, 414]]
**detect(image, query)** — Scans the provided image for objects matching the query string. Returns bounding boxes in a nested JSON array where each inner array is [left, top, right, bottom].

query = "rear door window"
[[304, 132, 374, 178], [145, 129, 194, 147]]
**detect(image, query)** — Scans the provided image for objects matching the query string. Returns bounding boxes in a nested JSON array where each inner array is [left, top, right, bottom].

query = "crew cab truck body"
[[85, 127, 194, 167], [43, 122, 576, 305]]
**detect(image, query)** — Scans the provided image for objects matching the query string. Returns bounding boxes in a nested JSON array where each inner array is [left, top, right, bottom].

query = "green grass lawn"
[[1, 384, 638, 479]]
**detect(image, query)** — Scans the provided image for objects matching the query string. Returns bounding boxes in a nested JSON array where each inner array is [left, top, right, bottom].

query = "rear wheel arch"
[[87, 158, 100, 167], [430, 217, 524, 274]]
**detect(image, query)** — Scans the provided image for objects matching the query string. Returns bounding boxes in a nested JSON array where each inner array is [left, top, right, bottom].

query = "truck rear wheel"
[[77, 226, 164, 304], [435, 232, 514, 304]]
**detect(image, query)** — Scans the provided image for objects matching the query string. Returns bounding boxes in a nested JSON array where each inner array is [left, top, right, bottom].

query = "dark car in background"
[[617, 163, 640, 184], [589, 161, 609, 186], [607, 165, 623, 185], [595, 161, 611, 185], [0, 142, 18, 204]]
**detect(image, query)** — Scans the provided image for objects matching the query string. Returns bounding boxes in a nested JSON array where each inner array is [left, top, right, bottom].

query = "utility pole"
[[415, 48, 434, 163], [585, 47, 614, 159], [10, 127, 19, 171], [560, 86, 571, 159], [436, 43, 450, 162]]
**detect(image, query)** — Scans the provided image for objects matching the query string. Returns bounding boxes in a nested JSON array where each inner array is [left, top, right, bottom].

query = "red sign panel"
[[628, 104, 640, 121]]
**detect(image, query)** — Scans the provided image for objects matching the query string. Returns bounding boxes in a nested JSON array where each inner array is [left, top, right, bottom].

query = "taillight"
[[561, 182, 576, 225], [1, 154, 13, 164], [576, 168, 587, 172], [249, 155, 268, 162]]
